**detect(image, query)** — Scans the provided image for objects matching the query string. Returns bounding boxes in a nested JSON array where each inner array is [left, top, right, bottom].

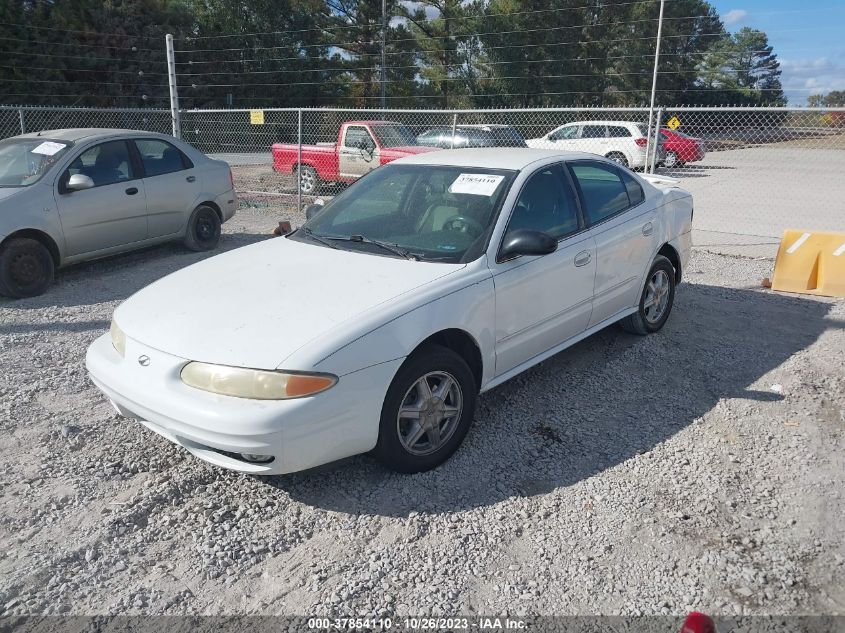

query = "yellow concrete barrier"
[[771, 230, 845, 297]]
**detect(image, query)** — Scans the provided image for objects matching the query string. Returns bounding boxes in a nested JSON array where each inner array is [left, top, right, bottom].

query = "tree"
[[696, 27, 785, 105]]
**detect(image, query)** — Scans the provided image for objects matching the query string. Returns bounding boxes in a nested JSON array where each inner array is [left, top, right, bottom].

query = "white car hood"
[[114, 237, 464, 370]]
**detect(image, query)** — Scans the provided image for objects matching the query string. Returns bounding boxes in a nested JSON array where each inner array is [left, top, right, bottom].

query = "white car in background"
[[526, 121, 665, 169], [87, 149, 692, 476]]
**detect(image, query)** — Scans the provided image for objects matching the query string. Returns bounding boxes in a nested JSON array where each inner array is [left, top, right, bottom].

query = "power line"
[[175, 14, 704, 54], [0, 35, 164, 53], [174, 0, 675, 42], [0, 64, 166, 76]]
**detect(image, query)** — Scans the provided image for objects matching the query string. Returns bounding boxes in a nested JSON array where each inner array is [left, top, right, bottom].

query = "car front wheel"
[[620, 254, 676, 335], [0, 237, 55, 299], [374, 344, 477, 473]]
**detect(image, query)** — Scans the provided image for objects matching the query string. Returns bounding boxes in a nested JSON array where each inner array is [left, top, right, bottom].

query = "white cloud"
[[723, 9, 748, 25], [779, 56, 845, 103]]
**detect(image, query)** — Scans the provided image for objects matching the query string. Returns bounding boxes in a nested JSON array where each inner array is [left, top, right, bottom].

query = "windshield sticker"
[[31, 141, 67, 156], [448, 173, 505, 196]]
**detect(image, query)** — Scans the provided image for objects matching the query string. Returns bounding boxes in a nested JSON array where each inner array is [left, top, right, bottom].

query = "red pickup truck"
[[272, 120, 436, 193]]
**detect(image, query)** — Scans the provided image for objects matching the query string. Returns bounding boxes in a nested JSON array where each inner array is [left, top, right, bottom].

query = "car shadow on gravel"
[[268, 283, 841, 516], [0, 233, 271, 310]]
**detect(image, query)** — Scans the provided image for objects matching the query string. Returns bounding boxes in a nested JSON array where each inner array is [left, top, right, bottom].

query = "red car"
[[272, 120, 435, 194], [660, 128, 706, 167]]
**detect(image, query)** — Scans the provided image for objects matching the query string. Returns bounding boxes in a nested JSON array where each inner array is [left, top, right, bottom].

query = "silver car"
[[0, 129, 237, 298]]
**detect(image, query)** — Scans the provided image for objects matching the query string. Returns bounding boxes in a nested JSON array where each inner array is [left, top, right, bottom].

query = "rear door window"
[[619, 169, 645, 206], [135, 139, 190, 177], [608, 126, 631, 138], [568, 161, 631, 224], [580, 125, 607, 139]]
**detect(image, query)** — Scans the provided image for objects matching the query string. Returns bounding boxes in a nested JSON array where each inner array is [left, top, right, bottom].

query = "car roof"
[[393, 147, 600, 170], [14, 128, 171, 142], [560, 120, 645, 126], [345, 120, 401, 127]]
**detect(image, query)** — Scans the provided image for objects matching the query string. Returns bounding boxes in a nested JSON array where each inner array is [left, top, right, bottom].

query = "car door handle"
[[125, 187, 139, 195], [186, 175, 196, 183], [642, 222, 654, 236], [574, 250, 592, 267]]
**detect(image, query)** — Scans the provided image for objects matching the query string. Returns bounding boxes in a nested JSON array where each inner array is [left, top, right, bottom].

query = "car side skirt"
[[480, 306, 638, 393]]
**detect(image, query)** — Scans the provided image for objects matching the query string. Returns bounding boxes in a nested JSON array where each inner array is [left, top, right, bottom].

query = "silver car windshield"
[[0, 138, 73, 187], [298, 164, 516, 263]]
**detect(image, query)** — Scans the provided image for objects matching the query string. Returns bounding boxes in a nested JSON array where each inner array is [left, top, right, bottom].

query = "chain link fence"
[[2, 104, 843, 255]]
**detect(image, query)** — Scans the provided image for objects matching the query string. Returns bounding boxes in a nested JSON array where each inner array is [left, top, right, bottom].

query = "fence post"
[[165, 34, 181, 139], [650, 107, 663, 173], [18, 109, 25, 134], [450, 112, 458, 149], [297, 108, 303, 213]]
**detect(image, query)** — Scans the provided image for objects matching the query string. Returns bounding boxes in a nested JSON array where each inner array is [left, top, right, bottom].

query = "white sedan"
[[86, 149, 692, 475]]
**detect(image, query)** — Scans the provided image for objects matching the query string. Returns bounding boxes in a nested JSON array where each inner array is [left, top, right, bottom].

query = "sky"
[[708, 0, 845, 104]]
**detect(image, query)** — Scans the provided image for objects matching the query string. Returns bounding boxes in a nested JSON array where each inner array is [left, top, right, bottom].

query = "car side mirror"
[[499, 229, 557, 261], [358, 139, 375, 155], [304, 200, 325, 220], [66, 173, 94, 192]]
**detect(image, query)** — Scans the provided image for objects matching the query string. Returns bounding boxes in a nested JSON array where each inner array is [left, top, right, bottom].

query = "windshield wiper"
[[301, 227, 339, 250], [328, 235, 418, 260]]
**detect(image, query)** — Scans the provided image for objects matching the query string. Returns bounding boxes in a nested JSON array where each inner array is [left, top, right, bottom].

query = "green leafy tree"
[[697, 27, 785, 105]]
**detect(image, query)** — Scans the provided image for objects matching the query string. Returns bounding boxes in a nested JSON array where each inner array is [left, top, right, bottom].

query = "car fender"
[[283, 260, 497, 386], [0, 184, 68, 262]]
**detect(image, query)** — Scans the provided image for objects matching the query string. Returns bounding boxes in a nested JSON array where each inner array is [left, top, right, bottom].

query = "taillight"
[[228, 167, 234, 188], [635, 138, 648, 147]]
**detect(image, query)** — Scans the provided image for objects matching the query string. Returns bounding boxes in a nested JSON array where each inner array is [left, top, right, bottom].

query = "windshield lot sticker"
[[449, 173, 504, 196], [31, 141, 67, 156]]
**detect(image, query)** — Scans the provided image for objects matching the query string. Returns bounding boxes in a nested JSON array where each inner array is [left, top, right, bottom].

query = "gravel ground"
[[0, 209, 843, 619]]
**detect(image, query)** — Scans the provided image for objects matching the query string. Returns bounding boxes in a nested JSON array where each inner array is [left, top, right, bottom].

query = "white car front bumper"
[[86, 333, 402, 475]]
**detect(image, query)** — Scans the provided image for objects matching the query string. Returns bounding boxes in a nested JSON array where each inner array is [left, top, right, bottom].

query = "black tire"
[[605, 152, 629, 168], [0, 237, 55, 299], [296, 164, 319, 195], [184, 205, 221, 252], [620, 254, 676, 335], [373, 344, 477, 473]]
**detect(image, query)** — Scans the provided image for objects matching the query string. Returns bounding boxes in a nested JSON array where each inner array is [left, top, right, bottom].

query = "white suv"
[[526, 121, 664, 169]]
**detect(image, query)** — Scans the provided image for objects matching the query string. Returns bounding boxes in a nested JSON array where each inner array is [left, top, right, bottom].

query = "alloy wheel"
[[396, 371, 463, 456], [643, 269, 671, 323]]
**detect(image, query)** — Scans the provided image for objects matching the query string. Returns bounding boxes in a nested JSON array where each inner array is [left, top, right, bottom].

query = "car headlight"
[[110, 319, 126, 357], [180, 362, 337, 400]]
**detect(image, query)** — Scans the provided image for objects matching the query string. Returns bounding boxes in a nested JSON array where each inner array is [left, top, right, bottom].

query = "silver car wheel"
[[643, 269, 671, 323], [396, 371, 463, 456], [664, 151, 678, 168]]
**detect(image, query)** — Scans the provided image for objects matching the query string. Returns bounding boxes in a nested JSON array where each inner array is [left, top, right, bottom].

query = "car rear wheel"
[[184, 204, 221, 252], [297, 165, 319, 195], [664, 151, 679, 168], [620, 255, 676, 335], [0, 237, 55, 299], [373, 344, 477, 473], [605, 152, 629, 167]]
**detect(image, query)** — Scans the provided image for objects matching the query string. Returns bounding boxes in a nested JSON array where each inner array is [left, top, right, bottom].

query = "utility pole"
[[165, 34, 181, 139], [645, 0, 665, 172], [380, 0, 387, 108]]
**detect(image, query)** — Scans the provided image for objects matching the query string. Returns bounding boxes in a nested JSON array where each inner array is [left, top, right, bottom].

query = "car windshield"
[[0, 138, 73, 187], [371, 124, 417, 148], [296, 164, 516, 263]]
